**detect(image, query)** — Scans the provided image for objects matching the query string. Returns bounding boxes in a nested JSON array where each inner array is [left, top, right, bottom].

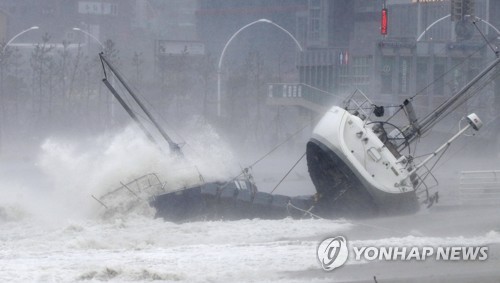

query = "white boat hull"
[[306, 106, 420, 217]]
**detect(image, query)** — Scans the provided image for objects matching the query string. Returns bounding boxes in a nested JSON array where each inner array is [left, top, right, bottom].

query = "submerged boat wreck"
[[94, 52, 500, 222], [96, 53, 316, 222]]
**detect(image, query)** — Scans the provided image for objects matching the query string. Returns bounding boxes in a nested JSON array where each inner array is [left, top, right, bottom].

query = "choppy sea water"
[[0, 210, 352, 282], [1, 124, 500, 282]]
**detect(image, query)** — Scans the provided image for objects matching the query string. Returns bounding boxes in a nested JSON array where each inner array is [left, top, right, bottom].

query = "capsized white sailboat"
[[307, 57, 500, 217]]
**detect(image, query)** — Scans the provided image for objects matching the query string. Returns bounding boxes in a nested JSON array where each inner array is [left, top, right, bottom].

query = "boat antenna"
[[99, 53, 183, 156]]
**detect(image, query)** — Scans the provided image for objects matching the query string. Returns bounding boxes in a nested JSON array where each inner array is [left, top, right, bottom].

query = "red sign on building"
[[381, 8, 388, 35]]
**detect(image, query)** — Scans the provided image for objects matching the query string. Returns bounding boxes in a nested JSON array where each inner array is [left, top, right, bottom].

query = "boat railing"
[[343, 89, 375, 120], [413, 165, 440, 208], [92, 173, 167, 210]]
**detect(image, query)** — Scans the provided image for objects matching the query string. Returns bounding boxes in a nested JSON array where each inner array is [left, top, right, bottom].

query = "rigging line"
[[345, 105, 400, 111], [104, 56, 185, 145], [410, 151, 439, 160], [425, 68, 500, 131], [435, 115, 499, 171], [270, 152, 306, 194], [409, 42, 487, 102], [131, 83, 188, 144], [106, 76, 165, 136], [384, 104, 403, 123], [419, 112, 460, 141], [416, 59, 500, 136], [110, 75, 158, 125], [219, 119, 314, 191], [121, 58, 190, 146], [472, 19, 499, 57], [248, 121, 311, 169], [287, 201, 323, 219], [425, 140, 451, 175]]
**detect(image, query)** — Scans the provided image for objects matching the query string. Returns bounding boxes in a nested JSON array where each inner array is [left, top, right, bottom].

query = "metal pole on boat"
[[100, 53, 182, 155], [415, 57, 500, 138], [102, 78, 158, 146], [411, 113, 482, 174]]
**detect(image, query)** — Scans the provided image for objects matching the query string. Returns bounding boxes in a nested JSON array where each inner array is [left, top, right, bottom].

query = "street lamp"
[[2, 26, 39, 52], [72, 27, 105, 50], [217, 18, 303, 117], [416, 15, 500, 42]]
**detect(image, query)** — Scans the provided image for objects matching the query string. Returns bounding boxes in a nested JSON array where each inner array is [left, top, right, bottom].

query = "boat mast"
[[102, 78, 159, 146], [406, 56, 500, 144], [99, 53, 182, 155]]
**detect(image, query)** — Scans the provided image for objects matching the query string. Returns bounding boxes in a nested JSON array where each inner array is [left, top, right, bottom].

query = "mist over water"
[[1, 120, 500, 282], [0, 1, 500, 281], [0, 124, 353, 282], [34, 118, 237, 218]]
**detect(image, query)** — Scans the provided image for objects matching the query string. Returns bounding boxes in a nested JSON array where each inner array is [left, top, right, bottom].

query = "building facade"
[[295, 0, 499, 116]]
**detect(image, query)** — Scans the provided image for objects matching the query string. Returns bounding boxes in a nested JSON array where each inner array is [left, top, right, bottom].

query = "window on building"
[[110, 4, 118, 16], [42, 6, 55, 16], [355, 1, 378, 13], [416, 57, 429, 95], [381, 56, 394, 94], [351, 56, 372, 86], [433, 57, 446, 95], [450, 58, 466, 94], [67, 31, 75, 41], [467, 58, 481, 83], [308, 0, 327, 47], [337, 65, 349, 92], [311, 0, 321, 8], [399, 57, 411, 94]]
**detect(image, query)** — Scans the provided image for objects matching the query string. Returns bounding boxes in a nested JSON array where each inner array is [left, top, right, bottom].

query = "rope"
[[284, 203, 411, 236], [270, 152, 306, 194], [408, 42, 487, 102], [102, 56, 187, 145], [286, 201, 323, 219], [219, 121, 312, 191], [472, 19, 499, 57], [249, 123, 310, 169]]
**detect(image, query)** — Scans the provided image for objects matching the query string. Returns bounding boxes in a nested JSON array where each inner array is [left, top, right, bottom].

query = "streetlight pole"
[[72, 27, 105, 50], [2, 26, 39, 52], [72, 27, 107, 128], [217, 18, 303, 117], [416, 14, 500, 42]]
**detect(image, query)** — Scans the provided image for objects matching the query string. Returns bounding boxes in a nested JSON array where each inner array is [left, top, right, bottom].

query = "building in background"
[[0, 9, 6, 43], [277, 0, 498, 110]]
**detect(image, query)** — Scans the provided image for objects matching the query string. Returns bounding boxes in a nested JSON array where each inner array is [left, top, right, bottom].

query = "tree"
[[197, 53, 216, 118], [131, 51, 144, 88], [29, 33, 54, 127]]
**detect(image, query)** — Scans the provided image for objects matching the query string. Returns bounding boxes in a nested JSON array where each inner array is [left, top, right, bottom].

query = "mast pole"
[[414, 57, 500, 138], [99, 53, 182, 155]]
